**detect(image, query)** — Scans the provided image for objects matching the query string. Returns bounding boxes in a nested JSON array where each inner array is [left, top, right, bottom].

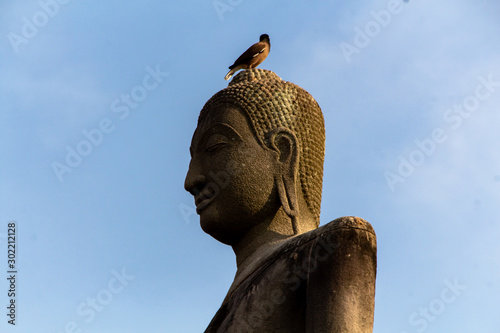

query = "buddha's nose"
[[184, 162, 206, 197]]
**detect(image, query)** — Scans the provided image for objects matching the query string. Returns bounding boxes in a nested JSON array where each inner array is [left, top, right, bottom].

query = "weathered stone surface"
[[184, 69, 377, 332]]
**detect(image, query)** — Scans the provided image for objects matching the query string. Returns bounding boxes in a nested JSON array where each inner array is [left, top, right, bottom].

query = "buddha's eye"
[[206, 142, 226, 153], [205, 134, 229, 153]]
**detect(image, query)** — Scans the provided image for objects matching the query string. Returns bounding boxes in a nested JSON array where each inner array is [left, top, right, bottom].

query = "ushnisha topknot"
[[199, 68, 325, 226]]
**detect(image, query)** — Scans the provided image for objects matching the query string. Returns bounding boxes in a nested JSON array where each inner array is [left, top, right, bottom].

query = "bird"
[[224, 34, 270, 81]]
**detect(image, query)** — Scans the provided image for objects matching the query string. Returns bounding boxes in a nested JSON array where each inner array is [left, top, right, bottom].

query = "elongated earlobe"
[[268, 129, 300, 234], [276, 174, 299, 234]]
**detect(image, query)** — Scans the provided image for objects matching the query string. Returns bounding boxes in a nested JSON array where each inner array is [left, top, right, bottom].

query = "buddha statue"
[[184, 69, 376, 332]]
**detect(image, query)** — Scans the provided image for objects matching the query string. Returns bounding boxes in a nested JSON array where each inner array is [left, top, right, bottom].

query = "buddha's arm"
[[305, 217, 377, 333]]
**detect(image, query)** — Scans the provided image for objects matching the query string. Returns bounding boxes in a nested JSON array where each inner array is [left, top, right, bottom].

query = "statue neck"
[[224, 208, 315, 303], [232, 207, 293, 269]]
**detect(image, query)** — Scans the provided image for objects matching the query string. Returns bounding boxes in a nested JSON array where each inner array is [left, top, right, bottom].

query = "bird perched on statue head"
[[224, 34, 270, 81]]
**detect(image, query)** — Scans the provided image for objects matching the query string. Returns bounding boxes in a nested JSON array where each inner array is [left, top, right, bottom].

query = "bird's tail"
[[224, 68, 236, 81]]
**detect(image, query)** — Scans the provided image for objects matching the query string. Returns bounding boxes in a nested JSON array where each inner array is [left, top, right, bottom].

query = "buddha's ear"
[[267, 128, 300, 234]]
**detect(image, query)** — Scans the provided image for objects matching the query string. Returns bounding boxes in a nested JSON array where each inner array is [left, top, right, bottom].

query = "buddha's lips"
[[195, 190, 216, 213], [196, 197, 213, 213]]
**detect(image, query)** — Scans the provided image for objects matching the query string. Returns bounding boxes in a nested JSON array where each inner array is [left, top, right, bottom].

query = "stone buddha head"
[[184, 69, 325, 248]]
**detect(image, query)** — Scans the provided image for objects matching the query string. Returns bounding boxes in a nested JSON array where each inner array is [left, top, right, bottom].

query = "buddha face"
[[184, 103, 280, 245]]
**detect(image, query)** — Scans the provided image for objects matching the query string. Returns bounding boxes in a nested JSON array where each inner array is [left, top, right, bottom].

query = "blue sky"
[[1, 0, 499, 332]]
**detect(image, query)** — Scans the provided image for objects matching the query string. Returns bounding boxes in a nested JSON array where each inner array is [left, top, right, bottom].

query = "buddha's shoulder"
[[314, 216, 375, 236], [278, 216, 376, 254]]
